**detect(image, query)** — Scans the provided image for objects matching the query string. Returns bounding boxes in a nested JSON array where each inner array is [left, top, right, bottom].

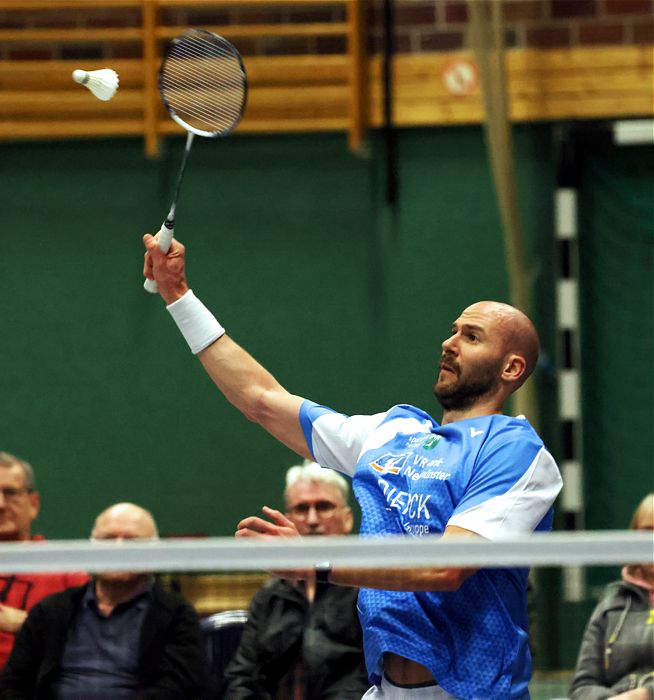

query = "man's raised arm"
[[143, 234, 311, 459]]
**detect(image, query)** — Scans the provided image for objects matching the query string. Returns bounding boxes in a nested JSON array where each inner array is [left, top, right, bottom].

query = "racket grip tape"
[[143, 221, 174, 294]]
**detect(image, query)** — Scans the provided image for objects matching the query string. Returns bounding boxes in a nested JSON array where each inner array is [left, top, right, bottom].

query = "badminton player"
[[143, 235, 563, 700]]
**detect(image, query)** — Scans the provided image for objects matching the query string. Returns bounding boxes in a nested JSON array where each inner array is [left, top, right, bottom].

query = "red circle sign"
[[442, 59, 479, 96]]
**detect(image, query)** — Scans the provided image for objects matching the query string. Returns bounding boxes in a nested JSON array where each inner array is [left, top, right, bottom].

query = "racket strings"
[[161, 32, 246, 136]]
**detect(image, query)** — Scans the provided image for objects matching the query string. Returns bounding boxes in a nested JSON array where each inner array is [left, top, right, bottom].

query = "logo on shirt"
[[423, 435, 441, 450], [370, 452, 409, 475], [470, 427, 484, 438], [379, 478, 431, 519], [407, 434, 443, 450]]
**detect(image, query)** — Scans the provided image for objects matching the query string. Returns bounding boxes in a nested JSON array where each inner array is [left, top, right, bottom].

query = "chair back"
[[200, 609, 248, 699]]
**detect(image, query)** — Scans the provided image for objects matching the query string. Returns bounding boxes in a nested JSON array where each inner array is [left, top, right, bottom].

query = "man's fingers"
[[143, 233, 165, 257], [234, 527, 280, 540], [236, 515, 262, 530], [142, 234, 184, 257], [261, 506, 295, 528], [142, 233, 159, 279], [236, 516, 277, 534], [143, 249, 154, 279], [235, 506, 300, 540], [143, 233, 158, 252], [234, 528, 264, 539]]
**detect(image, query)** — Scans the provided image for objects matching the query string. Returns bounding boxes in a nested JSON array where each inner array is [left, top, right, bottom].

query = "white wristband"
[[166, 290, 225, 355]]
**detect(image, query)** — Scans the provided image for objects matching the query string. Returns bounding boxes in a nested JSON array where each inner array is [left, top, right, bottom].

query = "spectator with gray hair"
[[222, 460, 368, 699], [283, 460, 352, 535], [0, 451, 88, 670]]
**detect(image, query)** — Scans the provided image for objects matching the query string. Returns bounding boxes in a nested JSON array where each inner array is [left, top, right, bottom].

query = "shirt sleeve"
[[299, 400, 388, 477], [447, 423, 563, 539]]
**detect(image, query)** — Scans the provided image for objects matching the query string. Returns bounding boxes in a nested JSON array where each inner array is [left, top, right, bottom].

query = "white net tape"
[[1, 530, 651, 574]]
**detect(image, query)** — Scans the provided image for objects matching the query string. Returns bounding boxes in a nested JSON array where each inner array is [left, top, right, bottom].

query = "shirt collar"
[[84, 576, 155, 610]]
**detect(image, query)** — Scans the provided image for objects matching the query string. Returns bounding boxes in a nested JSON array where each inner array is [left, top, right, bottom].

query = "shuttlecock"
[[72, 68, 119, 101]]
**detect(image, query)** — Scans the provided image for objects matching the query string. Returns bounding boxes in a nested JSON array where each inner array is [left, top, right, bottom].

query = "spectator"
[[0, 502, 206, 699], [0, 451, 87, 670], [570, 493, 654, 700], [223, 461, 368, 699]]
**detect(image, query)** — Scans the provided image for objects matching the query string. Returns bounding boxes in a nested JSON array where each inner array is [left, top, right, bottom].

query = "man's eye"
[[469, 334, 478, 342]]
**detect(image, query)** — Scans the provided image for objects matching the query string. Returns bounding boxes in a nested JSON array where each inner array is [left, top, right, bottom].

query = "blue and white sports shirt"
[[299, 401, 562, 700]]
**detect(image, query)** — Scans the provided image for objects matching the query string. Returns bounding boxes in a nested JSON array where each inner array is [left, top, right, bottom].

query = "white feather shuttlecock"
[[72, 68, 119, 101]]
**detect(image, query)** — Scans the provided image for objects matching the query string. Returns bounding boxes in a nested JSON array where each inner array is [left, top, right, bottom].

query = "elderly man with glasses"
[[0, 452, 88, 670], [223, 461, 369, 700]]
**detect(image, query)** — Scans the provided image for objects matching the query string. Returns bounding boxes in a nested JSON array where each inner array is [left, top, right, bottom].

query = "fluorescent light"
[[613, 119, 654, 145]]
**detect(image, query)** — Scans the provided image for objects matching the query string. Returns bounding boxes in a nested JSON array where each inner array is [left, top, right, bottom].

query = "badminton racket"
[[144, 29, 248, 293]]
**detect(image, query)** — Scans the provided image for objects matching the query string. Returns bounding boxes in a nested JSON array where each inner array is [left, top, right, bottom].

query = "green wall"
[[3, 124, 652, 671], [577, 141, 654, 627], [1, 126, 558, 538], [0, 127, 552, 538], [579, 142, 654, 533]]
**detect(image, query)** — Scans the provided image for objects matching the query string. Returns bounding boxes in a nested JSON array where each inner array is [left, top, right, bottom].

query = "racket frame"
[[159, 27, 248, 138], [144, 29, 248, 294]]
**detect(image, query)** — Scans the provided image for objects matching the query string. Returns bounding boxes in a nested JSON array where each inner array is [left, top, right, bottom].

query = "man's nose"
[[305, 506, 320, 524], [441, 333, 457, 353]]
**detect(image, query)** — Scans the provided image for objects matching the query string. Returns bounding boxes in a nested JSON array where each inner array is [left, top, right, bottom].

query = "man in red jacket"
[[0, 451, 88, 669]]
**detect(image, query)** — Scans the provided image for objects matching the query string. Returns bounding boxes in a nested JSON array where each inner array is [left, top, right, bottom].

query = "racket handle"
[[143, 221, 174, 294]]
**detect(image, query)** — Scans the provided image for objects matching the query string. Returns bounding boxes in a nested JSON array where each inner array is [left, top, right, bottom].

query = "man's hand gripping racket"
[[144, 29, 248, 294]]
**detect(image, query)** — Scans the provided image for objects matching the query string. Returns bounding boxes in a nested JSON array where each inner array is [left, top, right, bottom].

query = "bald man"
[[143, 238, 562, 700], [0, 503, 206, 699]]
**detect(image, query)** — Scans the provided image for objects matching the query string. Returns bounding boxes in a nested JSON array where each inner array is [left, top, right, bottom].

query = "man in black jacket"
[[0, 502, 206, 699], [222, 462, 368, 700]]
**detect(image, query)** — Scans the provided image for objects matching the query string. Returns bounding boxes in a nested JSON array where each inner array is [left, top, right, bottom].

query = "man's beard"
[[433, 355, 503, 411]]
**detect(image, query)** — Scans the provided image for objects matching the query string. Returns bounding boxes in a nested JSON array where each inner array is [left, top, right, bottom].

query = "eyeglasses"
[[287, 501, 341, 519], [0, 487, 31, 502]]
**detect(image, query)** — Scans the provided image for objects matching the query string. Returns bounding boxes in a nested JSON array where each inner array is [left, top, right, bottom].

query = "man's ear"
[[502, 354, 527, 384], [343, 506, 354, 535], [28, 491, 40, 521]]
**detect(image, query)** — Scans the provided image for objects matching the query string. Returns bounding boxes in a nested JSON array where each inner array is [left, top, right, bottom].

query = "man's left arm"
[[237, 510, 479, 592], [328, 525, 480, 592]]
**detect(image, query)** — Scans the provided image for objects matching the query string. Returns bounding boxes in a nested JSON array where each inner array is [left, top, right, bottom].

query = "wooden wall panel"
[[368, 47, 653, 127], [0, 0, 651, 150]]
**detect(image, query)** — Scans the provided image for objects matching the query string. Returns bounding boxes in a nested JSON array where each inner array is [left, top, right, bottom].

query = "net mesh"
[[160, 29, 247, 136]]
